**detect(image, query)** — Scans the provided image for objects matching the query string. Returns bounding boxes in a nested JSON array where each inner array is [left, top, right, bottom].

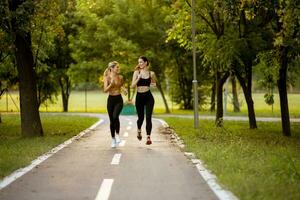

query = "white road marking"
[[119, 140, 126, 147], [111, 154, 122, 165], [0, 119, 104, 190], [123, 132, 129, 137], [126, 126, 131, 130], [95, 179, 114, 200]]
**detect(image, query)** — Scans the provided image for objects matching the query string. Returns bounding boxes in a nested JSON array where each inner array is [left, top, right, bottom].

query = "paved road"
[[0, 115, 218, 200]]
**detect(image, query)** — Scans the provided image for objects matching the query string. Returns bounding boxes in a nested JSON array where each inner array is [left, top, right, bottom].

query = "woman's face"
[[111, 64, 120, 74], [138, 58, 147, 69]]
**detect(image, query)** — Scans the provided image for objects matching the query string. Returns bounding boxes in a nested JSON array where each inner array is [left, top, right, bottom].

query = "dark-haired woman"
[[104, 61, 127, 148], [131, 56, 156, 145]]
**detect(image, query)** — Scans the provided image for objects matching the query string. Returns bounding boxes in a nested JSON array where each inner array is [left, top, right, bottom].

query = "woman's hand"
[[121, 87, 128, 96], [109, 79, 115, 86]]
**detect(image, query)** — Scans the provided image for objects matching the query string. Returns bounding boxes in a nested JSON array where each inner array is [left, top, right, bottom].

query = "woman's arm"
[[119, 75, 128, 95], [150, 71, 157, 87], [103, 77, 113, 92], [131, 70, 141, 88]]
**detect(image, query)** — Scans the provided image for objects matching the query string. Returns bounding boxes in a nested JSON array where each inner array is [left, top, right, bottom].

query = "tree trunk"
[[215, 71, 230, 127], [156, 82, 170, 113], [15, 33, 43, 137], [277, 46, 291, 136], [235, 71, 257, 129], [59, 77, 71, 112], [231, 75, 240, 112], [210, 79, 216, 112]]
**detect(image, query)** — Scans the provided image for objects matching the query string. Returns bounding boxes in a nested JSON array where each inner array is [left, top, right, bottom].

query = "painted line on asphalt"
[[0, 119, 104, 190], [156, 118, 239, 200], [123, 132, 129, 137], [119, 140, 126, 147], [111, 153, 122, 165], [126, 126, 132, 130], [95, 179, 114, 200]]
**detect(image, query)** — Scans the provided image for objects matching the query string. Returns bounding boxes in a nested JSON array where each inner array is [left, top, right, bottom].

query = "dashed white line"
[[126, 126, 131, 130], [111, 154, 122, 165], [123, 132, 129, 137], [119, 140, 126, 147], [95, 179, 114, 200]]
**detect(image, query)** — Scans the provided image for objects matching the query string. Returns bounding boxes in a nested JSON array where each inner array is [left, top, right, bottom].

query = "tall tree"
[[4, 0, 43, 136], [45, 1, 77, 112], [270, 0, 300, 136]]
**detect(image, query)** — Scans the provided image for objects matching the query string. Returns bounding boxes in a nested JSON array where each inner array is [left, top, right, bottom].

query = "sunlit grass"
[[1, 90, 300, 117], [0, 114, 98, 179], [163, 117, 300, 200]]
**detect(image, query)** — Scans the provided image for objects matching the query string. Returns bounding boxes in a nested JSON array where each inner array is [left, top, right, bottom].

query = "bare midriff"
[[108, 89, 121, 96], [137, 86, 150, 93]]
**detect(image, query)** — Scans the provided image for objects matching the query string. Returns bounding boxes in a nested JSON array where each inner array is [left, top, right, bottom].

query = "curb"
[[155, 118, 239, 200]]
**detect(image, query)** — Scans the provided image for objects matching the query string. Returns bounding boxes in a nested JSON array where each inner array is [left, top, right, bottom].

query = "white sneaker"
[[115, 134, 121, 144], [111, 138, 117, 148]]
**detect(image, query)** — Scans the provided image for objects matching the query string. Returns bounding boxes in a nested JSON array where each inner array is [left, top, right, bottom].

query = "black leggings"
[[107, 95, 123, 138], [135, 91, 154, 135]]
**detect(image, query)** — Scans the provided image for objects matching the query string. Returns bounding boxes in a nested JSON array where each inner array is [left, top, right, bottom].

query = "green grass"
[[163, 117, 300, 200], [1, 90, 300, 117], [0, 114, 98, 179]]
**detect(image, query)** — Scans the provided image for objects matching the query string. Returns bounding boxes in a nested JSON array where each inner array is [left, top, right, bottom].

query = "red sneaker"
[[146, 137, 152, 145]]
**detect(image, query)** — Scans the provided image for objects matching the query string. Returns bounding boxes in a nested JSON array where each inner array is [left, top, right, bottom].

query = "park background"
[[1, 0, 300, 200]]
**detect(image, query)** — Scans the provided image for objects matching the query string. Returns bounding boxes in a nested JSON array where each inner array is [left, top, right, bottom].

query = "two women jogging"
[[103, 56, 156, 148]]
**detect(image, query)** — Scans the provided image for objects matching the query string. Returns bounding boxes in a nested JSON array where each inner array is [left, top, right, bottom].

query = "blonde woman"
[[103, 61, 126, 148], [131, 56, 156, 145]]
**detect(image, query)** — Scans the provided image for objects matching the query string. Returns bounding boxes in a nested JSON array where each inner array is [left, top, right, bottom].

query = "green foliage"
[[69, 0, 172, 102], [264, 93, 274, 105], [254, 51, 278, 106]]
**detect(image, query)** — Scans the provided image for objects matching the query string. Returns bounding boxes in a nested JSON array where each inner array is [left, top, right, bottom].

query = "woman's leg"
[[113, 96, 123, 134], [135, 93, 145, 130], [107, 96, 115, 138], [145, 92, 155, 136]]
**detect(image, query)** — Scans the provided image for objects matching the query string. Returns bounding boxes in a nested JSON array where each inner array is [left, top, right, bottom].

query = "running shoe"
[[115, 134, 121, 144], [111, 138, 117, 148]]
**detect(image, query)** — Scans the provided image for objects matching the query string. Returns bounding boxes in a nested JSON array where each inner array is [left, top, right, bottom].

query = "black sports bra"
[[137, 71, 151, 87]]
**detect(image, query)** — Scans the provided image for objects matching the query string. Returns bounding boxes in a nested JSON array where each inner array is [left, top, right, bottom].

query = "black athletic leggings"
[[107, 95, 123, 138], [135, 91, 155, 135]]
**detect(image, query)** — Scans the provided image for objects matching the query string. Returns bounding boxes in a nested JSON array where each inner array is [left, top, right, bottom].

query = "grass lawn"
[[0, 114, 98, 179], [1, 90, 300, 117], [163, 117, 300, 200]]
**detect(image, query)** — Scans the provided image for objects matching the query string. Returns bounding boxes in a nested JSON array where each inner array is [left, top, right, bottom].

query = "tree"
[[70, 0, 172, 113], [44, 1, 77, 112], [1, 0, 43, 136], [270, 0, 300, 136]]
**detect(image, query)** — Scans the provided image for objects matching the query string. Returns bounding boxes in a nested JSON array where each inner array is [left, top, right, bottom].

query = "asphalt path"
[[0, 114, 219, 200]]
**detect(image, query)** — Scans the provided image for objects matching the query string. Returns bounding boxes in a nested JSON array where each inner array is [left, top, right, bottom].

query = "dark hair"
[[139, 56, 149, 66]]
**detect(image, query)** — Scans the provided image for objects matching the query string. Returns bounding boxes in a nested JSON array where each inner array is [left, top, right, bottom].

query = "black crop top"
[[137, 71, 151, 87]]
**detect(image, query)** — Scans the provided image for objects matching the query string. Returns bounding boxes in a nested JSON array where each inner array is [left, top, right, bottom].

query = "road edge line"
[[0, 119, 104, 190]]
